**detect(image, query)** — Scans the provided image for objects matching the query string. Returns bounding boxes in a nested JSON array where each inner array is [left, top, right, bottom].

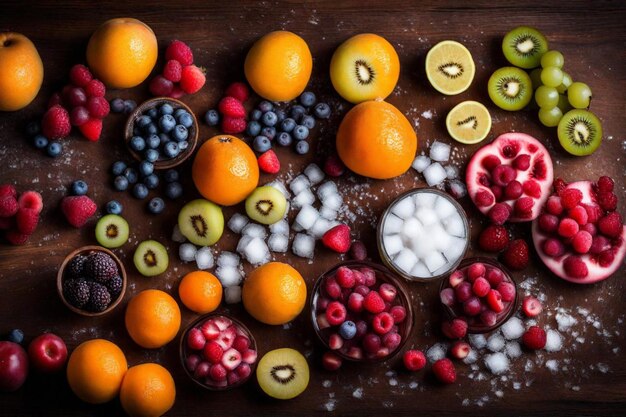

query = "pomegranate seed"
[[454, 281, 472, 302], [472, 277, 491, 297], [553, 178, 567, 193], [569, 206, 588, 225], [492, 165, 517, 187], [475, 189, 495, 207], [478, 173, 491, 187], [546, 196, 563, 216], [563, 256, 589, 279], [522, 296, 543, 317], [501, 143, 519, 158], [486, 268, 504, 286], [328, 333, 344, 350], [597, 176, 615, 193], [558, 218, 579, 238], [403, 349, 426, 371], [488, 203, 511, 225], [538, 213, 559, 233], [486, 289, 504, 313], [496, 282, 515, 302], [504, 180, 523, 200], [542, 238, 565, 257], [589, 235, 610, 254], [440, 288, 456, 307], [322, 351, 342, 371], [463, 297, 482, 316], [559, 188, 583, 209], [448, 270, 465, 287], [491, 186, 503, 202], [480, 310, 497, 326], [513, 154, 531, 170], [481, 155, 501, 171], [467, 263, 486, 281], [450, 341, 471, 360], [572, 230, 593, 254], [523, 180, 541, 198]]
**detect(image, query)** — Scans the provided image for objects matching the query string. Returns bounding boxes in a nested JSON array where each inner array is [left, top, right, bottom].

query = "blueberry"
[[275, 109, 286, 123], [133, 126, 142, 136], [147, 197, 165, 214], [144, 123, 158, 135], [110, 98, 125, 113], [46, 142, 62, 157], [114, 175, 129, 191], [145, 149, 159, 162], [106, 200, 123, 214], [111, 161, 127, 176], [132, 183, 149, 199], [295, 140, 309, 155], [339, 320, 356, 340], [262, 111, 278, 127], [163, 169, 179, 183], [147, 108, 159, 119], [33, 135, 48, 149], [130, 136, 146, 152], [160, 103, 174, 115], [204, 109, 220, 126], [177, 112, 194, 128], [146, 134, 160, 149], [7, 329, 24, 345], [261, 126, 276, 141], [139, 161, 154, 177], [71, 180, 88, 196], [164, 141, 180, 158], [258, 101, 274, 113], [123, 99, 137, 114], [174, 108, 187, 118], [136, 115, 152, 128], [301, 115, 316, 129], [276, 132, 292, 147], [165, 182, 183, 199], [143, 174, 160, 189], [299, 91, 316, 107], [25, 120, 41, 137], [290, 105, 306, 122], [293, 125, 309, 141], [249, 109, 262, 121], [313, 102, 331, 119], [159, 114, 176, 133], [280, 118, 296, 133], [158, 132, 171, 144], [172, 125, 188, 142], [178, 141, 189, 151], [253, 136, 272, 153], [123, 167, 138, 184], [246, 121, 262, 137]]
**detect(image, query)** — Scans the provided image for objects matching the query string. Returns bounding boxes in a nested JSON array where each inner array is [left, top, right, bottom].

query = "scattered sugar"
[[421, 110, 433, 119], [322, 380, 332, 388], [353, 388, 363, 399], [546, 359, 559, 373]]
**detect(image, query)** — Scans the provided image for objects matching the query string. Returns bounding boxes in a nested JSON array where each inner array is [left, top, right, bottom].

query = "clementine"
[[120, 363, 175, 417], [0, 32, 43, 111], [125, 290, 181, 349], [178, 271, 222, 314]]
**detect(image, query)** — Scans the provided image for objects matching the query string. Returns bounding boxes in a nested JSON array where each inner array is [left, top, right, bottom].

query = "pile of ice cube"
[[411, 140, 466, 198]]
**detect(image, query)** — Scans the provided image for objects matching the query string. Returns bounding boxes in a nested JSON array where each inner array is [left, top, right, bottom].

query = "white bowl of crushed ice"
[[377, 188, 469, 282]]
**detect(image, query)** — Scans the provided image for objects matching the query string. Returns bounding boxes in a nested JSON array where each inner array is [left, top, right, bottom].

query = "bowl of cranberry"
[[311, 261, 413, 362]]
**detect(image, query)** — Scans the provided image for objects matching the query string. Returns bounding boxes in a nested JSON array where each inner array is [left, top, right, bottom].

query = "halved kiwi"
[[502, 26, 548, 69], [133, 240, 169, 277], [557, 109, 602, 156], [445, 100, 492, 144], [425, 40, 475, 95], [487, 67, 533, 111], [95, 214, 129, 248], [178, 199, 224, 246], [256, 348, 309, 400], [245, 186, 287, 225]]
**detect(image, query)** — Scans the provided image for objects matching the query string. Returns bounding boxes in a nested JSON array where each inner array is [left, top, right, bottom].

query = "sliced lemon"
[[446, 100, 492, 144], [425, 40, 475, 95]]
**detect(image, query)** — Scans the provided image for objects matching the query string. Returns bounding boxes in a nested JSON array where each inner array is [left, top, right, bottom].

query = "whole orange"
[[336, 99, 418, 179], [192, 135, 259, 206], [0, 32, 43, 111], [66, 339, 127, 404], [242, 262, 306, 325], [178, 271, 222, 314], [125, 290, 181, 349], [86, 18, 157, 89], [120, 363, 175, 417], [244, 31, 312, 102]]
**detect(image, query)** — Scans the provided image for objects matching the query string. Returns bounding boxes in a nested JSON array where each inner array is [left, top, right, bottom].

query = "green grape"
[[540, 66, 564, 87], [538, 107, 563, 127], [567, 82, 592, 109], [535, 85, 559, 108], [529, 68, 543, 90], [556, 72, 573, 94], [557, 94, 572, 113], [540, 50, 565, 68]]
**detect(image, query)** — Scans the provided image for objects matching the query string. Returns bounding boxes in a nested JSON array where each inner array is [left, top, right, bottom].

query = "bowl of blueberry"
[[125, 97, 198, 170]]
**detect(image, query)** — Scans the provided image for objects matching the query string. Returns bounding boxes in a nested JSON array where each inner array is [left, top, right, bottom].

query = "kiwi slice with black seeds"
[[502, 26, 548, 69], [245, 186, 287, 225], [557, 109, 602, 156], [133, 240, 169, 277], [256, 348, 309, 400], [487, 67, 533, 111], [95, 214, 129, 248]]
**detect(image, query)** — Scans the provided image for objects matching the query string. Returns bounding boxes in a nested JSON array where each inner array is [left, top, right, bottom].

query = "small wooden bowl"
[[57, 245, 127, 317], [124, 97, 198, 170]]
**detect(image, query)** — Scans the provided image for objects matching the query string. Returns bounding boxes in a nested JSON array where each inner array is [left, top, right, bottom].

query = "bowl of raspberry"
[[311, 261, 413, 362]]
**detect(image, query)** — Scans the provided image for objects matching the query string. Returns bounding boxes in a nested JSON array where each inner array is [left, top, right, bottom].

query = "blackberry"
[[87, 282, 111, 312], [86, 252, 118, 283], [67, 255, 88, 278], [63, 278, 90, 309], [106, 275, 123, 299]]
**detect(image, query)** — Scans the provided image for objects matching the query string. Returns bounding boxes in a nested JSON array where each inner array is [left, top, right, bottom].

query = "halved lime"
[[425, 40, 475, 95]]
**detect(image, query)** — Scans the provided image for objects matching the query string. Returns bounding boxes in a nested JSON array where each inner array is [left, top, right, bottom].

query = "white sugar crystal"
[[402, 217, 425, 240], [242, 223, 267, 239], [322, 193, 343, 211], [545, 329, 563, 352], [484, 353, 510, 375], [266, 180, 290, 198], [429, 140, 451, 162], [268, 233, 289, 253], [227, 213, 249, 234], [445, 236, 467, 262], [289, 174, 311, 195], [445, 165, 459, 180], [556, 312, 578, 332], [447, 180, 467, 198], [179, 243, 197, 262], [545, 359, 559, 373], [487, 333, 506, 352], [427, 224, 451, 252], [269, 219, 289, 236], [216, 266, 242, 287], [391, 196, 415, 219], [469, 334, 487, 349], [410, 261, 431, 278], [171, 224, 186, 243], [384, 213, 404, 234], [415, 206, 438, 226], [292, 189, 316, 208], [413, 192, 438, 208], [195, 246, 214, 270], [423, 162, 448, 186], [383, 234, 404, 256], [292, 233, 316, 258], [424, 251, 447, 273], [224, 286, 242, 304], [434, 196, 456, 219], [242, 237, 270, 265], [463, 349, 478, 364], [411, 155, 431, 173], [217, 251, 240, 268], [236, 235, 253, 254], [295, 205, 319, 230], [310, 218, 333, 239], [442, 214, 465, 237], [393, 248, 418, 274], [319, 206, 338, 221], [505, 341, 522, 358], [304, 163, 325, 185], [426, 343, 447, 363], [317, 181, 338, 200], [501, 317, 525, 340]]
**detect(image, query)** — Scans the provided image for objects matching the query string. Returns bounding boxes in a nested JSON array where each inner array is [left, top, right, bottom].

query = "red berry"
[[363, 291, 385, 314], [220, 117, 246, 134], [546, 196, 563, 216], [236, 362, 252, 378], [322, 351, 342, 371], [165, 40, 194, 66], [84, 79, 106, 97], [583, 203, 602, 224], [432, 358, 456, 384], [542, 238, 565, 257], [18, 191, 43, 213], [328, 333, 343, 350], [490, 186, 503, 202], [163, 59, 183, 82], [488, 203, 511, 225], [203, 341, 223, 364], [86, 96, 110, 119], [325, 301, 347, 326], [486, 268, 503, 287], [572, 230, 593, 254], [347, 292, 364, 312], [218, 96, 246, 118], [70, 106, 90, 127], [185, 354, 201, 373], [454, 281, 472, 302], [322, 224, 351, 253], [472, 277, 490, 297], [224, 82, 249, 102], [390, 305, 406, 324], [597, 176, 614, 193], [512, 154, 530, 170], [0, 185, 16, 199], [481, 154, 501, 171], [60, 195, 96, 227], [324, 154, 346, 177], [475, 189, 495, 207], [480, 310, 497, 326], [66, 87, 87, 107], [448, 270, 465, 288], [441, 318, 467, 339], [69, 64, 92, 87], [15, 208, 38, 235], [504, 180, 523, 200], [149, 75, 174, 97], [200, 321, 220, 340], [257, 150, 280, 174], [522, 296, 542, 317], [553, 178, 568, 194], [349, 240, 367, 261], [372, 312, 394, 335], [193, 361, 210, 379], [558, 218, 579, 238], [486, 289, 504, 313], [209, 364, 227, 382], [478, 225, 509, 252], [378, 283, 397, 302], [360, 268, 376, 287], [559, 188, 583, 209], [492, 165, 516, 187], [522, 326, 546, 350], [403, 349, 426, 371], [522, 179, 541, 198], [496, 281, 515, 302], [514, 196, 534, 216], [500, 239, 529, 270], [563, 255, 589, 278], [598, 192, 618, 212], [462, 297, 481, 316], [232, 336, 250, 353], [78, 119, 103, 142], [42, 105, 71, 140], [439, 288, 456, 307], [169, 86, 185, 99], [180, 65, 206, 94], [569, 206, 588, 225], [538, 213, 559, 233], [362, 333, 381, 353], [335, 267, 355, 288], [324, 277, 341, 299], [0, 196, 18, 217], [187, 328, 206, 350], [467, 263, 486, 281], [450, 341, 471, 360], [382, 332, 402, 350]]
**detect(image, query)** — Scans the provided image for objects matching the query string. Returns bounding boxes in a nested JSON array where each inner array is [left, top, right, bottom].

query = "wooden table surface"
[[1, 1, 625, 416]]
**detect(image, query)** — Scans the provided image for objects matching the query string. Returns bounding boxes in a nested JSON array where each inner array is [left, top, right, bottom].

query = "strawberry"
[[478, 225, 509, 252], [224, 82, 249, 102], [218, 97, 246, 118], [203, 341, 223, 364], [162, 59, 182, 82], [501, 239, 529, 270], [86, 96, 110, 119], [522, 326, 546, 350], [522, 296, 543, 317], [69, 64, 92, 87], [363, 291, 385, 314], [165, 40, 194, 66], [257, 150, 280, 174], [432, 358, 456, 384], [15, 208, 38, 235], [18, 191, 43, 213], [403, 349, 426, 371], [180, 65, 206, 94], [78, 119, 103, 142], [5, 229, 29, 245], [42, 105, 71, 140], [324, 154, 346, 177], [0, 185, 16, 198], [221, 117, 246, 134], [0, 195, 18, 217], [149, 75, 174, 97], [84, 79, 105, 97], [322, 224, 351, 253], [61, 195, 97, 227]]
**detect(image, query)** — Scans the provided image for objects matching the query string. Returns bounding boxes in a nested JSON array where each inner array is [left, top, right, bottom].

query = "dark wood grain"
[[1, 1, 625, 416]]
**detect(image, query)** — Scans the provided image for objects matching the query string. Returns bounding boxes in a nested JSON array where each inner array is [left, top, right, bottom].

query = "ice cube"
[[383, 234, 404, 257], [268, 233, 289, 253], [447, 179, 467, 199], [236, 235, 253, 255], [413, 192, 438, 208], [295, 205, 319, 230], [289, 174, 311, 195], [410, 261, 431, 278], [269, 219, 289, 236], [427, 224, 451, 252], [463, 349, 479, 365], [484, 353, 510, 375], [224, 286, 242, 304], [442, 213, 465, 238], [319, 206, 338, 221], [391, 196, 415, 219], [429, 140, 451, 162], [500, 317, 525, 340], [195, 246, 214, 270], [321, 193, 343, 211], [292, 220, 304, 232], [545, 329, 563, 352], [242, 223, 267, 239], [266, 180, 290, 198], [227, 213, 249, 234], [304, 163, 325, 185], [317, 181, 338, 200], [423, 251, 447, 273], [411, 155, 431, 173], [409, 237, 434, 259], [292, 189, 316, 208], [426, 343, 448, 363], [434, 196, 457, 219], [445, 236, 467, 262], [415, 206, 438, 227], [309, 218, 333, 239], [423, 162, 447, 186], [487, 333, 506, 352], [171, 224, 186, 243], [217, 251, 240, 268], [242, 237, 270, 265], [292, 233, 316, 259], [402, 217, 425, 241], [505, 341, 522, 359], [179, 243, 197, 262], [383, 213, 404, 234], [216, 266, 243, 287], [445, 165, 459, 180], [468, 334, 487, 349], [393, 248, 418, 274]]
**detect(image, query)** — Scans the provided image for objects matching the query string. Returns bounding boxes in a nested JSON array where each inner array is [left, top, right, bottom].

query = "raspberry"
[[569, 206, 588, 225], [67, 254, 87, 278], [86, 96, 110, 119], [324, 277, 341, 299], [86, 252, 118, 283], [403, 349, 426, 371], [487, 203, 511, 225], [349, 240, 367, 261], [257, 150, 280, 174], [218, 96, 246, 118], [390, 305, 406, 323], [559, 188, 583, 209], [106, 275, 123, 298], [149, 75, 174, 97], [322, 224, 351, 253], [15, 208, 38, 235], [0, 195, 18, 217], [325, 301, 347, 326], [324, 154, 346, 177], [572, 230, 593, 254], [475, 189, 495, 207], [481, 155, 501, 171], [63, 278, 90, 309], [522, 296, 542, 317], [224, 82, 249, 102], [5, 230, 29, 245], [478, 225, 509, 252], [512, 154, 530, 170], [165, 40, 194, 66], [61, 195, 97, 227], [87, 282, 111, 312], [598, 192, 617, 212], [204, 341, 223, 364], [546, 195, 563, 216], [432, 358, 456, 384], [514, 196, 534, 216], [363, 291, 385, 314], [563, 256, 588, 278], [335, 267, 355, 288], [441, 318, 467, 339], [78, 119, 103, 142], [180, 65, 206, 94], [538, 213, 559, 233], [558, 218, 579, 238], [69, 64, 92, 87], [522, 326, 546, 350], [18, 191, 43, 213], [220, 117, 246, 134], [372, 312, 394, 335], [163, 59, 182, 82], [42, 105, 71, 140], [0, 185, 16, 198], [599, 250, 616, 267], [584, 203, 602, 224], [597, 176, 614, 193], [84, 79, 105, 97], [522, 179, 541, 198], [598, 212, 623, 238], [500, 239, 529, 270]]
